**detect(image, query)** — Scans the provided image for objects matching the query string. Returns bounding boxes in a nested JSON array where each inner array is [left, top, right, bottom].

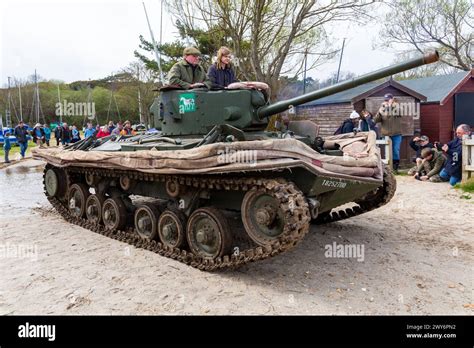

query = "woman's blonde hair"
[[216, 46, 232, 70]]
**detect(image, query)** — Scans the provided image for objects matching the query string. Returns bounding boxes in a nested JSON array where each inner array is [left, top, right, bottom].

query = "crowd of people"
[[334, 92, 472, 186], [52, 120, 138, 146], [407, 125, 472, 186], [3, 120, 138, 163]]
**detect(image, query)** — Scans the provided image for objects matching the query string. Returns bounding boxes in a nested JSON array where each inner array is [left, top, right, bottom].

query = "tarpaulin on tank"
[[32, 131, 382, 179]]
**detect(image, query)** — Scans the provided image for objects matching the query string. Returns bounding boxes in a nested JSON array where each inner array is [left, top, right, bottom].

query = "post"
[[137, 66, 144, 124], [386, 136, 393, 169], [34, 69, 40, 124], [142, 1, 164, 83], [6, 76, 12, 127], [18, 82, 23, 122], [303, 49, 308, 95], [462, 138, 474, 183], [336, 38, 346, 83], [376, 136, 392, 167], [57, 83, 62, 124]]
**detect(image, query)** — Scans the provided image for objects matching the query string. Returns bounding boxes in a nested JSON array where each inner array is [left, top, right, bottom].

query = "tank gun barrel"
[[257, 50, 439, 119]]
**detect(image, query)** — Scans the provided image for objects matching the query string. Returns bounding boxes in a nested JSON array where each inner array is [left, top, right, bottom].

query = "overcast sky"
[[1, 0, 397, 86]]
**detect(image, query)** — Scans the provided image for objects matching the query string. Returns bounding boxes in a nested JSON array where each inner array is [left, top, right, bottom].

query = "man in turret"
[[167, 47, 211, 89]]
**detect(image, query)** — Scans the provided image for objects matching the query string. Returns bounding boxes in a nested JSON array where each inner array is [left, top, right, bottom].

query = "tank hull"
[[34, 132, 395, 270]]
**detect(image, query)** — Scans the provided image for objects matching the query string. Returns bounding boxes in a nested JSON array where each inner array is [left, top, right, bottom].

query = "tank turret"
[[151, 51, 438, 136]]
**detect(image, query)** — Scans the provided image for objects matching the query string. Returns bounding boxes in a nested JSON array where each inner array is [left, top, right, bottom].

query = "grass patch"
[[457, 179, 474, 193], [454, 179, 474, 200]]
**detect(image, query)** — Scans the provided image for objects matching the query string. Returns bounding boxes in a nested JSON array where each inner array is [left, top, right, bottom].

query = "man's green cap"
[[183, 47, 201, 56]]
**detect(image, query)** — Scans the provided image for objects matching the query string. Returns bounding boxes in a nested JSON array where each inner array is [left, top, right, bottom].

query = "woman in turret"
[[207, 46, 238, 89]]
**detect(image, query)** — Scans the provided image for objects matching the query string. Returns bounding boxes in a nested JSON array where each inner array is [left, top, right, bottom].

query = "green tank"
[[35, 51, 439, 270]]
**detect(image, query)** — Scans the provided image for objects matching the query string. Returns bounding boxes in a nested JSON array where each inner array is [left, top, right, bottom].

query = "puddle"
[[0, 163, 48, 218]]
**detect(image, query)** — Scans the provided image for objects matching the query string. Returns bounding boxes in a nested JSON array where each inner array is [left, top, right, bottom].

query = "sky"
[[0, 0, 397, 87]]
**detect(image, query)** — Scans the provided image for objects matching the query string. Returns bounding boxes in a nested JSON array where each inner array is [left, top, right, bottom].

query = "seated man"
[[335, 111, 360, 134], [413, 148, 446, 182], [408, 135, 433, 175], [167, 47, 211, 89], [438, 124, 472, 186]]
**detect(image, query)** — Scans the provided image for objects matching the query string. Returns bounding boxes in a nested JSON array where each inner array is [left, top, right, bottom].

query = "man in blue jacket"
[[438, 124, 471, 186]]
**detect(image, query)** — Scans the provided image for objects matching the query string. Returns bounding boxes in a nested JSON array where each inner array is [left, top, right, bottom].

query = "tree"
[[160, 0, 373, 100], [381, 0, 473, 71], [278, 76, 318, 100]]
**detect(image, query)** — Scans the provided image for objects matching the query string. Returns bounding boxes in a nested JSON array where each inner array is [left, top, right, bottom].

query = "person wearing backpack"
[[334, 111, 360, 135]]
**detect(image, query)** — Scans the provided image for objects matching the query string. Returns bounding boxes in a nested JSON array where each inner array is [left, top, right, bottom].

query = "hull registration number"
[[322, 180, 347, 189]]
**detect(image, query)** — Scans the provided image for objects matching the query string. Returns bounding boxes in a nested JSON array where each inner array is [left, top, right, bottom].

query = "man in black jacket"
[[60, 123, 71, 145], [14, 120, 28, 159], [336, 111, 360, 134], [54, 125, 61, 146]]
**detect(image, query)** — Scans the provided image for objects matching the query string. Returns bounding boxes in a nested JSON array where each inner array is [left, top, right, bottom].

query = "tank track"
[[313, 165, 396, 224], [44, 165, 311, 271], [43, 164, 395, 270]]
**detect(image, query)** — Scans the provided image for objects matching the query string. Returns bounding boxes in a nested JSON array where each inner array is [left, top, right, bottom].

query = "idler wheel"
[[134, 203, 160, 240], [44, 167, 67, 198], [102, 197, 127, 230], [158, 209, 187, 248], [68, 183, 90, 218], [85, 194, 106, 224], [186, 207, 232, 259]]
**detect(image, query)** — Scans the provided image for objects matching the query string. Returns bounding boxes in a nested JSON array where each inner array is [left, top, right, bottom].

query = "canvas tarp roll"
[[32, 131, 382, 179]]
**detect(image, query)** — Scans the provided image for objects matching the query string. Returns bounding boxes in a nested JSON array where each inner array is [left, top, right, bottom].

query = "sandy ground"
[[0, 159, 472, 315]]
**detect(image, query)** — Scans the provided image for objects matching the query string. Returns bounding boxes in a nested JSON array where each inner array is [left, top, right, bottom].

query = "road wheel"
[[102, 197, 127, 230], [68, 183, 90, 218], [186, 207, 232, 259]]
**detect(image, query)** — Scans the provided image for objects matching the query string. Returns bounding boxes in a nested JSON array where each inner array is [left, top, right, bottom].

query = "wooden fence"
[[376, 136, 393, 168], [462, 137, 474, 183]]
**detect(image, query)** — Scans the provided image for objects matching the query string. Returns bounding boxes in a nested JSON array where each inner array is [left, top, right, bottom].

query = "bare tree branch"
[[165, 0, 374, 99], [380, 0, 473, 71]]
